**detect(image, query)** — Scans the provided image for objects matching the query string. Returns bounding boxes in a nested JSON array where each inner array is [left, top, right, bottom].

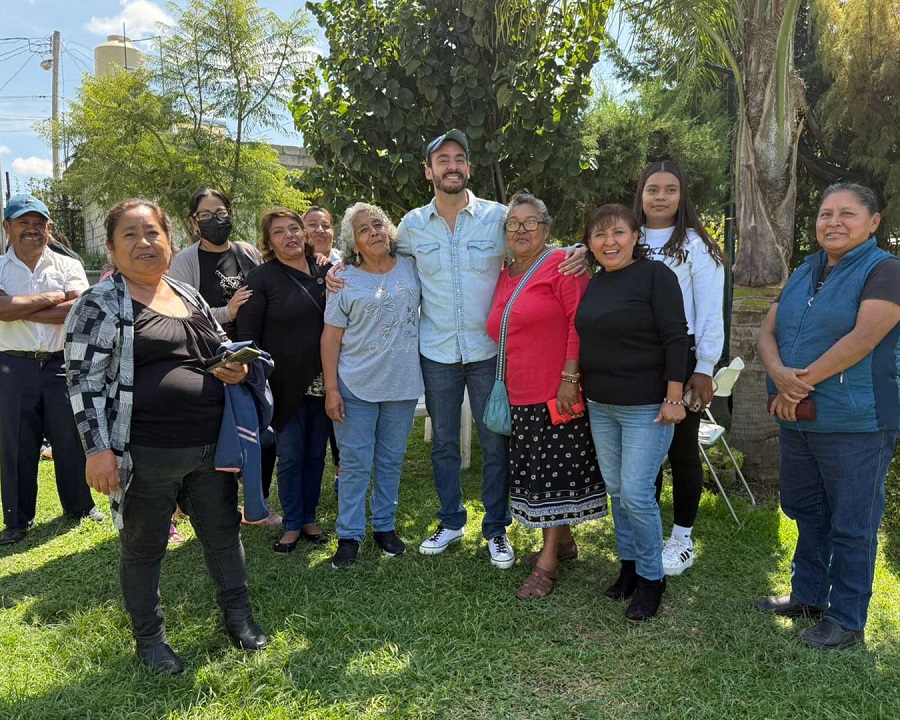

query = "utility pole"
[[51, 30, 61, 180]]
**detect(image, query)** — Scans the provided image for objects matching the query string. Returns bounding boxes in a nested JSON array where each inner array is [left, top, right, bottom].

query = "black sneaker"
[[625, 575, 666, 623], [331, 539, 360, 568], [372, 530, 406, 557]]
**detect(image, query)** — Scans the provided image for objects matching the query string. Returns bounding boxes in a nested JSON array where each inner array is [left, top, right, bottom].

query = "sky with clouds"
[[1, 0, 319, 194]]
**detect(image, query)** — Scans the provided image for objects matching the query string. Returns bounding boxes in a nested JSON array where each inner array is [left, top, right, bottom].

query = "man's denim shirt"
[[396, 191, 507, 365]]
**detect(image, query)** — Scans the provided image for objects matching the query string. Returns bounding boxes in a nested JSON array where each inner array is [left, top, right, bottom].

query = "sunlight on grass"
[[2, 423, 899, 720]]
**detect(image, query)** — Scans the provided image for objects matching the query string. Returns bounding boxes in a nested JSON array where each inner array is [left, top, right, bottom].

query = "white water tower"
[[94, 35, 146, 76]]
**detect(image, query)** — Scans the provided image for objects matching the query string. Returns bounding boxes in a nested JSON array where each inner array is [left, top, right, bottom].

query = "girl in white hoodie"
[[633, 160, 725, 576]]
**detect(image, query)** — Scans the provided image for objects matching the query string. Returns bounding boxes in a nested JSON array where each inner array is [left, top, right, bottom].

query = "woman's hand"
[[213, 362, 248, 385], [770, 365, 814, 402], [86, 450, 119, 495], [324, 263, 346, 294], [558, 245, 589, 277], [556, 381, 579, 417], [655, 402, 686, 425], [314, 252, 330, 267], [325, 389, 345, 423], [770, 393, 798, 422], [684, 373, 715, 412], [226, 286, 252, 319]]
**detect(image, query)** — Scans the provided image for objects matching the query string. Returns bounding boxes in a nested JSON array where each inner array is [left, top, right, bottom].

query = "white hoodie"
[[642, 226, 725, 377]]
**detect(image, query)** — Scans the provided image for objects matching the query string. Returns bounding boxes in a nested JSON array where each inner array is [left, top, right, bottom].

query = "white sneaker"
[[662, 536, 694, 576], [419, 524, 464, 555], [488, 533, 515, 569]]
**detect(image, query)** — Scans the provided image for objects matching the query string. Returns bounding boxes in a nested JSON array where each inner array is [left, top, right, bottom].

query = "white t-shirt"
[[0, 245, 89, 352], [642, 226, 725, 377]]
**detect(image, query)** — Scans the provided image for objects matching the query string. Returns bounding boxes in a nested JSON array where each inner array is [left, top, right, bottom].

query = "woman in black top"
[[65, 199, 268, 676], [238, 208, 332, 553], [575, 204, 688, 623]]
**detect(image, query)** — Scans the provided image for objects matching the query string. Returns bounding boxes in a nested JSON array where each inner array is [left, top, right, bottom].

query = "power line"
[[0, 55, 33, 94]]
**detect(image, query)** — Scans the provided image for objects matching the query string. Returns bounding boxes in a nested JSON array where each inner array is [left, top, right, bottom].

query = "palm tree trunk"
[[729, 0, 805, 493]]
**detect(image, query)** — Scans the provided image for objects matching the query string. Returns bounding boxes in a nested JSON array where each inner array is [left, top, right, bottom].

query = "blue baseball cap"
[[4, 194, 51, 222], [425, 129, 470, 163]]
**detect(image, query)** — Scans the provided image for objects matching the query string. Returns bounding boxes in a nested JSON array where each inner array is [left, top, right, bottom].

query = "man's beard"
[[433, 171, 468, 195]]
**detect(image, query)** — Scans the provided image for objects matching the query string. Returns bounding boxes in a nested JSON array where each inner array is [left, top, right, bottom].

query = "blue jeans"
[[587, 401, 674, 580], [275, 397, 331, 532], [421, 355, 511, 539], [780, 428, 896, 631], [333, 378, 417, 542]]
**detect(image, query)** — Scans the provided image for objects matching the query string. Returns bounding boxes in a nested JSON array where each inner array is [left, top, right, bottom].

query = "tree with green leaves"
[[50, 0, 313, 239], [546, 79, 730, 239], [812, 0, 900, 242], [291, 0, 609, 220]]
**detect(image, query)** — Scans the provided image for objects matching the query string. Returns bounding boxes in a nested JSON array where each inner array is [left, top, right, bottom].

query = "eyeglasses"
[[194, 209, 231, 222], [504, 220, 546, 233]]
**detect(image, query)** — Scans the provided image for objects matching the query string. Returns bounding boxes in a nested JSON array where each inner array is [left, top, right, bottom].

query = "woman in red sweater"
[[486, 192, 608, 600]]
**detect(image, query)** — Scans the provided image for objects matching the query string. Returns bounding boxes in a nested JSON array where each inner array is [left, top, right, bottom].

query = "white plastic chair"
[[697, 357, 756, 525]]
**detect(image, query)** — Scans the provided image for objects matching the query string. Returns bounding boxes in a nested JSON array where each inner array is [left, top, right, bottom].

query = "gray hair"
[[821, 183, 880, 215], [337, 202, 399, 266], [505, 191, 552, 229]]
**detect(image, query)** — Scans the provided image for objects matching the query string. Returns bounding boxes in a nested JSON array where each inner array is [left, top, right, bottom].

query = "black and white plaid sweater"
[[63, 272, 226, 529]]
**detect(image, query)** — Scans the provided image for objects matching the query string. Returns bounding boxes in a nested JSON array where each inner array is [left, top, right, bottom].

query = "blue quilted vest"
[[768, 237, 900, 433]]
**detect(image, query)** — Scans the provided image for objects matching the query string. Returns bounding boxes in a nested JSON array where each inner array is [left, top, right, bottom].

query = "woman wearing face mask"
[[169, 188, 262, 341], [169, 188, 279, 529]]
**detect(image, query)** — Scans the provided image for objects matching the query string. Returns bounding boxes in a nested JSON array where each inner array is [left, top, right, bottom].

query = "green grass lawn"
[[2, 421, 900, 720]]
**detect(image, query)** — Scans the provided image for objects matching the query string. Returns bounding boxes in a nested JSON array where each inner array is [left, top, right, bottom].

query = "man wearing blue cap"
[[0, 194, 103, 545], [400, 130, 586, 567]]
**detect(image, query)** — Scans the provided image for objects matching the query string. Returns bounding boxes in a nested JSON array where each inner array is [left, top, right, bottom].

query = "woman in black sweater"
[[575, 204, 689, 622], [237, 208, 332, 553]]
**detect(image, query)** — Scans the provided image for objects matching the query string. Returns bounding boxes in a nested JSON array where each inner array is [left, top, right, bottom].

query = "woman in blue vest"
[[756, 183, 900, 650]]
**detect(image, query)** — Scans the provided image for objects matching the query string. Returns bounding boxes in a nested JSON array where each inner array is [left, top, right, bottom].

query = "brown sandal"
[[516, 566, 558, 600], [521, 540, 578, 568]]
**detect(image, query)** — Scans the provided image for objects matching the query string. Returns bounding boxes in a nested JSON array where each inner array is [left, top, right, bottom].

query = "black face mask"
[[198, 217, 233, 246]]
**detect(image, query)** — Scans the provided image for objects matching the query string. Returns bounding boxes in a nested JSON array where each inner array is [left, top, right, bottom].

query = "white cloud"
[[11, 156, 53, 177], [0, 145, 10, 156], [86, 0, 174, 39]]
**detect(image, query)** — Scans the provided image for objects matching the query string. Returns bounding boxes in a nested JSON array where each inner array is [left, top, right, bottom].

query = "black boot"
[[224, 608, 269, 651], [604, 560, 637, 600], [136, 641, 185, 675], [625, 575, 666, 623]]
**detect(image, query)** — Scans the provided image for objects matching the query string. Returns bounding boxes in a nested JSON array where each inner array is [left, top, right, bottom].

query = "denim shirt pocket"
[[416, 242, 442, 276], [467, 240, 496, 273]]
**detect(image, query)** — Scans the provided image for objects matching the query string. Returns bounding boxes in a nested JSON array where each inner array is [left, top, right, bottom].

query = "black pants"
[[654, 340, 704, 528], [121, 443, 249, 645], [654, 408, 704, 527], [0, 353, 94, 530]]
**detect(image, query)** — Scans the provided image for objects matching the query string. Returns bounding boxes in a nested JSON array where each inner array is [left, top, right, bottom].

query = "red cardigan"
[[486, 249, 589, 405]]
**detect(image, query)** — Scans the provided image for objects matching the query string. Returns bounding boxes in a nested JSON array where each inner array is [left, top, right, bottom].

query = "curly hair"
[[336, 202, 398, 267]]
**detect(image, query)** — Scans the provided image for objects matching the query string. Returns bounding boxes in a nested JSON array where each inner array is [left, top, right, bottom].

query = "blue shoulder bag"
[[483, 248, 555, 436]]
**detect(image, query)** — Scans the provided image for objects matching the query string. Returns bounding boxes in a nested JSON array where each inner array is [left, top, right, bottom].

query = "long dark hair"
[[633, 160, 723, 266]]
